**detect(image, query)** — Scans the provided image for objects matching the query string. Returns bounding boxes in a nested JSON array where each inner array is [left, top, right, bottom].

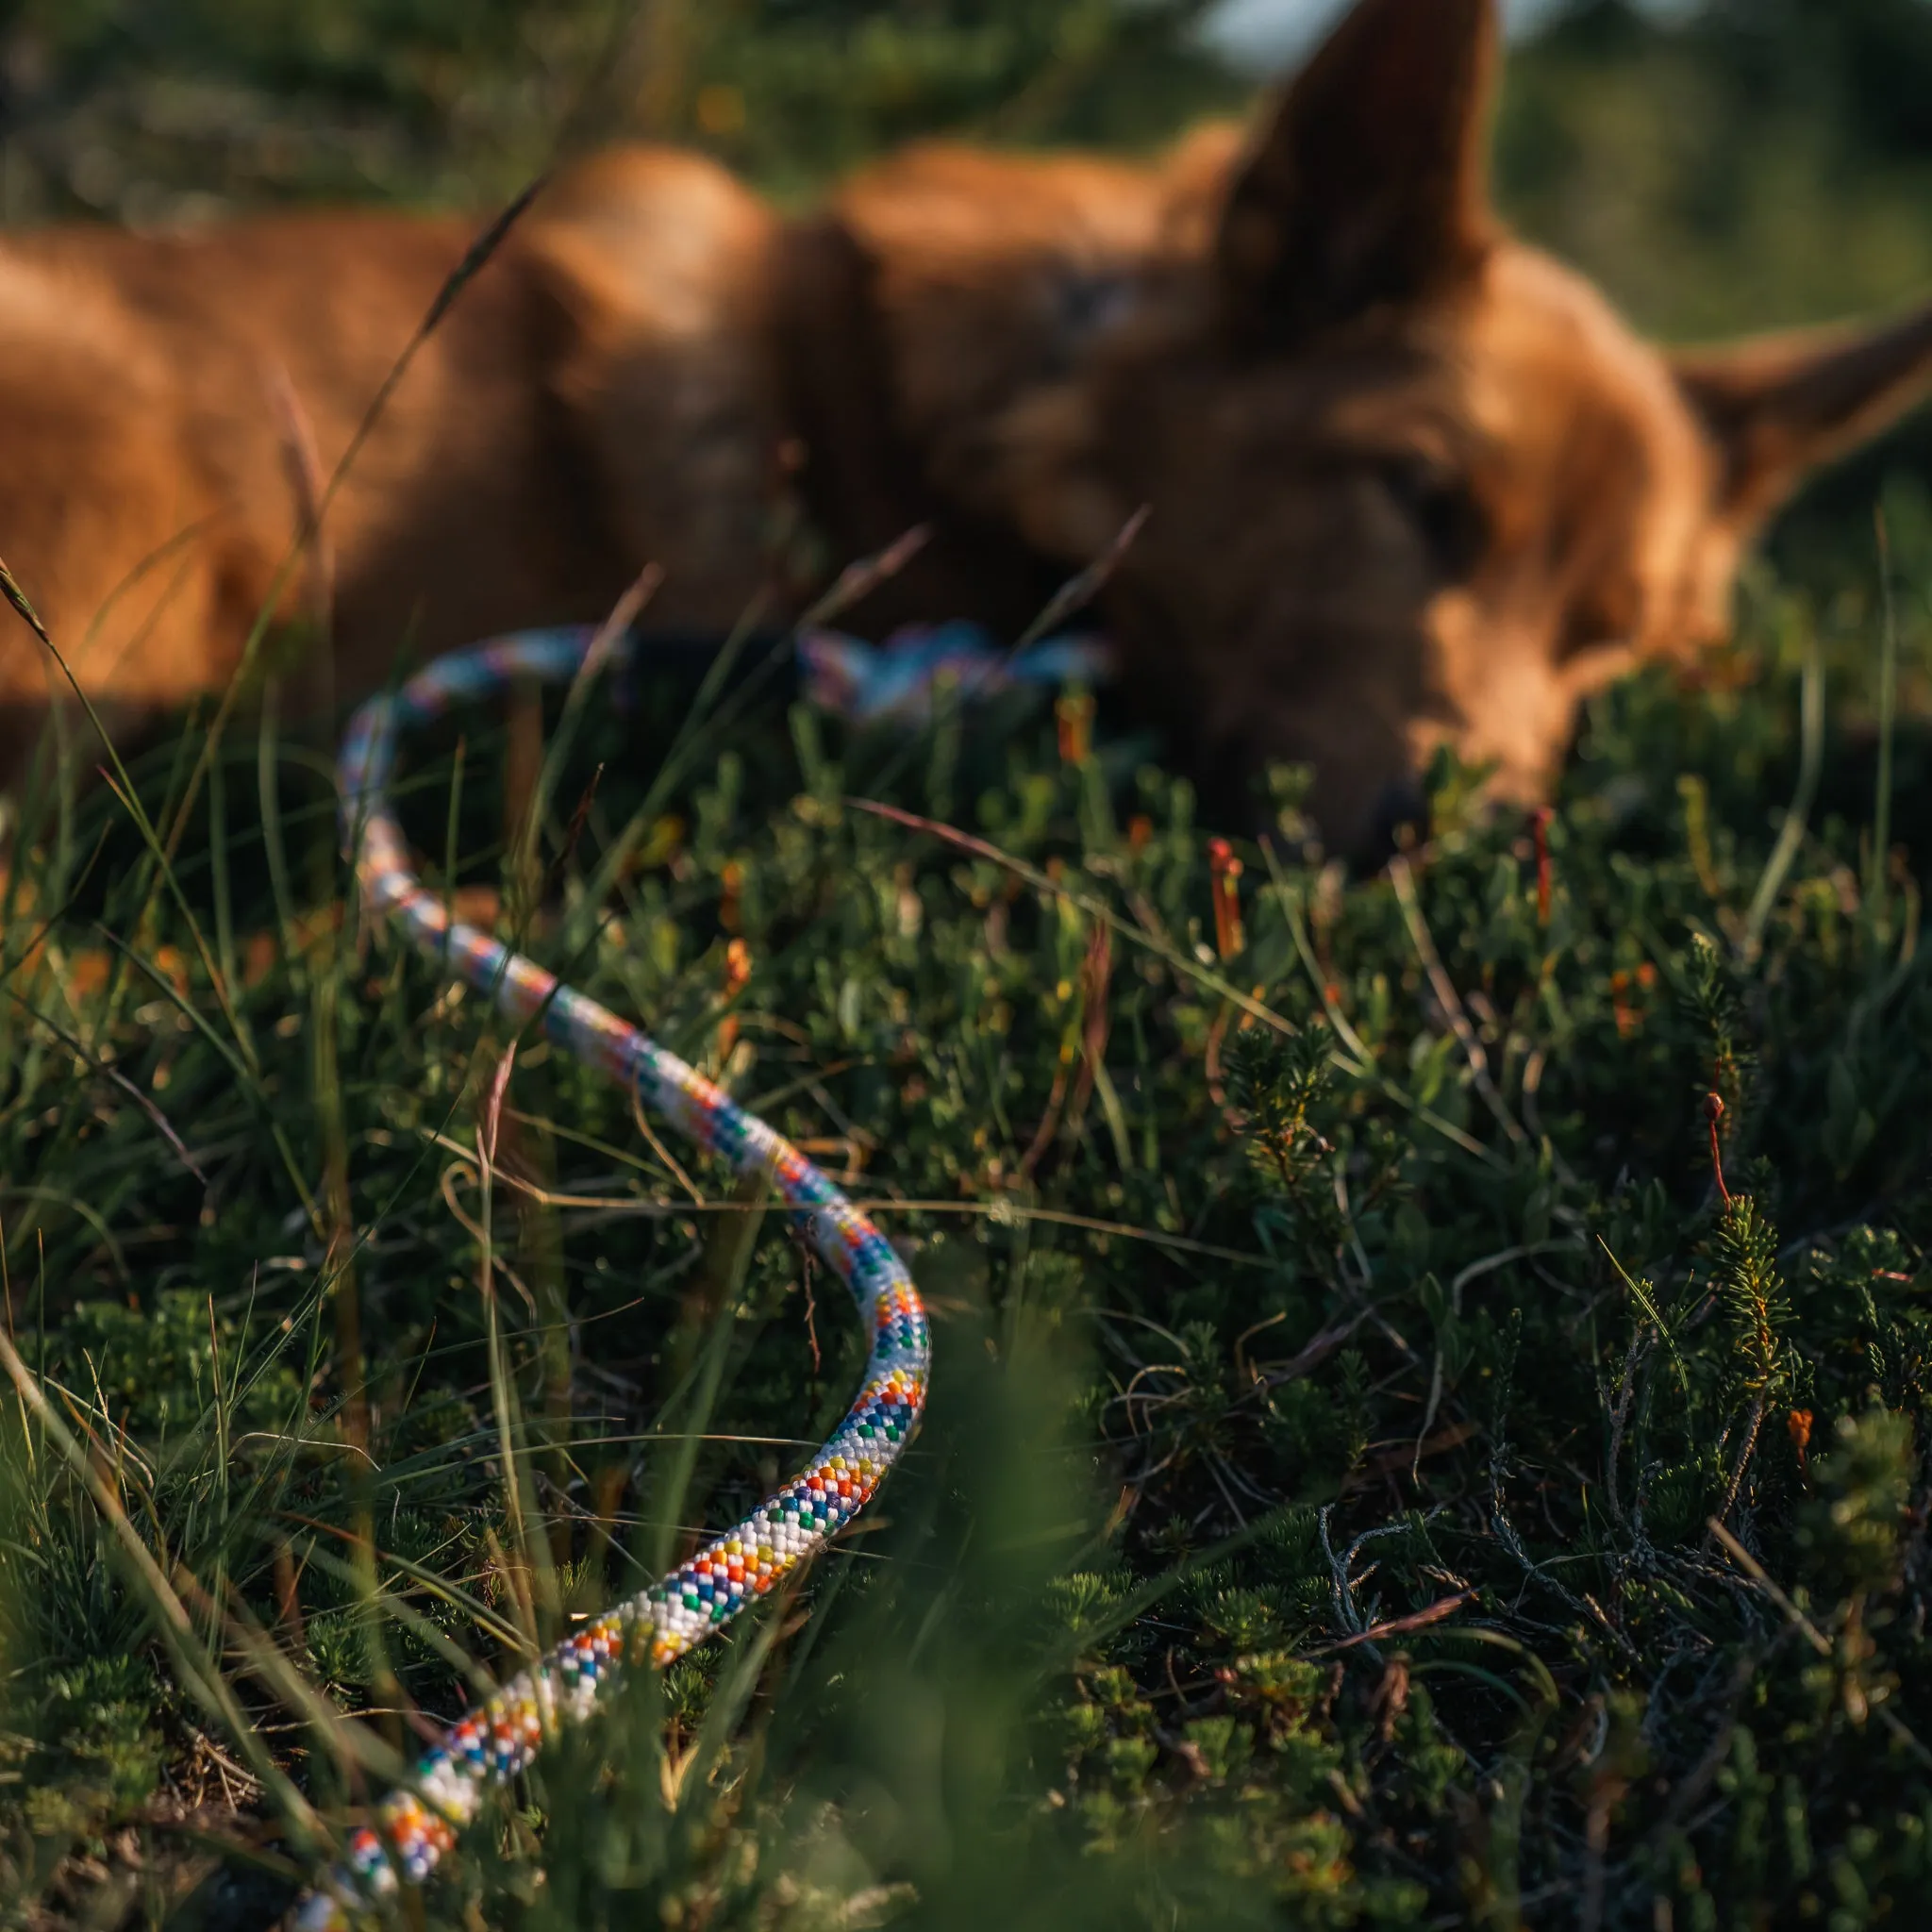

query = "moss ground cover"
[[0, 523, 1930, 1931]]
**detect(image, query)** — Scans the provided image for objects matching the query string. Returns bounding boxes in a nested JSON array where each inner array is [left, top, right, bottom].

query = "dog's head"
[[835, 0, 1932, 857]]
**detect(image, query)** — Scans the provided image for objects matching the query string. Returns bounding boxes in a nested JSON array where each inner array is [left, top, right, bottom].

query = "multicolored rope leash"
[[294, 622, 986, 1927]]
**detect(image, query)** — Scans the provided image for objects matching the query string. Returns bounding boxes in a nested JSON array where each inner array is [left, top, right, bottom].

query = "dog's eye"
[[1378, 458, 1487, 582]]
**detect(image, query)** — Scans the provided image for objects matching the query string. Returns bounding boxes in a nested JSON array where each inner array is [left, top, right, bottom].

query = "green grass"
[[1, 525, 1931, 1932]]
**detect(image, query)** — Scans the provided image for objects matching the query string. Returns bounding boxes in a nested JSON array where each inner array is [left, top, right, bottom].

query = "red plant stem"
[[719, 938, 752, 1059], [1532, 808, 1555, 926], [1208, 838, 1245, 959], [1705, 1091, 1733, 1207], [1056, 691, 1095, 764]]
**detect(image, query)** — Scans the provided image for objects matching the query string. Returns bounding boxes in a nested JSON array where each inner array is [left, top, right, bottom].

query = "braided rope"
[[294, 627, 931, 1928]]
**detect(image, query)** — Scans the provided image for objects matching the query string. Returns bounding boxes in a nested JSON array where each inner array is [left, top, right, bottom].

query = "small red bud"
[[1531, 808, 1555, 926], [1056, 691, 1095, 765], [1208, 839, 1245, 960], [718, 937, 753, 1059]]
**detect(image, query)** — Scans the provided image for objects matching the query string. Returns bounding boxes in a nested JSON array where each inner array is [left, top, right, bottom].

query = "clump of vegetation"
[[4, 7, 1932, 1927], [0, 0, 1233, 219], [0, 516, 1928, 1929]]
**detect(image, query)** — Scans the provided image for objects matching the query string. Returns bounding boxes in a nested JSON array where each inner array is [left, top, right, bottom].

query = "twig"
[[1710, 1391, 1767, 1538], [1320, 1506, 1409, 1654], [1742, 632, 1824, 958], [1307, 1590, 1477, 1657], [0, 981, 206, 1183], [1011, 504, 1149, 654], [1604, 1324, 1648, 1525], [1870, 506, 1898, 935], [1389, 855, 1526, 1147], [1705, 1092, 1733, 1207], [1707, 1517, 1830, 1657], [631, 1089, 708, 1208]]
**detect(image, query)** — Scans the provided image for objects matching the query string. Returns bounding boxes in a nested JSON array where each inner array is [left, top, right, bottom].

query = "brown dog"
[[3, 0, 1931, 854]]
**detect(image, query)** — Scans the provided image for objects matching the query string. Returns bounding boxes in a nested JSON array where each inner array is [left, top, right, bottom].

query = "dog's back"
[[0, 149, 777, 772]]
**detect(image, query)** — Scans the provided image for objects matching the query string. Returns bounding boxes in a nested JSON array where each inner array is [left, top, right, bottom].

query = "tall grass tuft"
[[0, 556, 1930, 1929]]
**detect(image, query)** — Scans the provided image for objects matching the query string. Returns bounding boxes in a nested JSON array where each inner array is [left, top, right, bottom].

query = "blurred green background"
[[3, 0, 1932, 344]]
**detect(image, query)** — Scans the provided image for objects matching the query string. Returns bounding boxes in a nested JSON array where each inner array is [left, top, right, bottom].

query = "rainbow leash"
[[295, 627, 932, 1927]]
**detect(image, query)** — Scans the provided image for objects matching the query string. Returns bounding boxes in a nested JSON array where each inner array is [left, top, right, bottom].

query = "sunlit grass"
[[2, 525, 1931, 1928]]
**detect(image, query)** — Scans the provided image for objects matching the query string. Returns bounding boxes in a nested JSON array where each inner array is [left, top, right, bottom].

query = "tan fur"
[[4, 0, 1932, 855], [0, 152, 778, 772]]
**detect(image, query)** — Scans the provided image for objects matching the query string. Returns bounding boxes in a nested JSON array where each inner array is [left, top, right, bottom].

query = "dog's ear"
[[1216, 0, 1500, 346], [1673, 307, 1932, 531]]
